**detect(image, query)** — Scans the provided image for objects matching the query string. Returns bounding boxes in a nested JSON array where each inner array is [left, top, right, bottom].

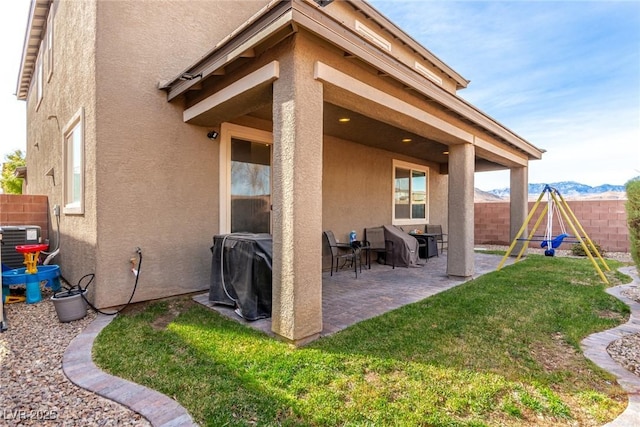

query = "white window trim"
[[62, 108, 85, 215], [46, 10, 54, 82], [392, 159, 429, 226], [35, 43, 44, 110], [219, 123, 273, 234]]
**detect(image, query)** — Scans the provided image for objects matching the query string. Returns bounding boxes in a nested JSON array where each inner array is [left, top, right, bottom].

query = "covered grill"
[[209, 233, 273, 321]]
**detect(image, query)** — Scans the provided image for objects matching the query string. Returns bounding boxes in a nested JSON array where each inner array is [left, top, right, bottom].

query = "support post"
[[510, 166, 528, 255], [447, 143, 475, 277], [270, 40, 324, 345]]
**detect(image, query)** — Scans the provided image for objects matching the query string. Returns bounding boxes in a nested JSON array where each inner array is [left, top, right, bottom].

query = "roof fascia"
[[292, 1, 543, 159], [349, 0, 469, 89], [161, 0, 543, 159], [16, 0, 52, 100], [161, 0, 291, 101]]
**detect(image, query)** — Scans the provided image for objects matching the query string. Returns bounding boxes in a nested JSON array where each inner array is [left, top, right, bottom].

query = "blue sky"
[[369, 0, 640, 190], [1, 1, 638, 191]]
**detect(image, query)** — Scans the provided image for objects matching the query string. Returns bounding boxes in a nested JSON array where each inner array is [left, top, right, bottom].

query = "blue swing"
[[540, 191, 570, 257], [540, 233, 569, 249]]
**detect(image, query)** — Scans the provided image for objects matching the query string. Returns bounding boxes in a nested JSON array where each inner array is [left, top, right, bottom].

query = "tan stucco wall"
[[322, 135, 448, 247], [89, 1, 271, 307], [24, 0, 99, 293], [22, 1, 270, 307]]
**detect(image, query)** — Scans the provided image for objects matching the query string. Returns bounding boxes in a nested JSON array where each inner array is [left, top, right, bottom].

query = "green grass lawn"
[[93, 256, 632, 426]]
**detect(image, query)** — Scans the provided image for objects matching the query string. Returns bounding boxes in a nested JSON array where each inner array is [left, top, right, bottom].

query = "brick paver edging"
[[62, 314, 198, 427], [581, 266, 640, 426]]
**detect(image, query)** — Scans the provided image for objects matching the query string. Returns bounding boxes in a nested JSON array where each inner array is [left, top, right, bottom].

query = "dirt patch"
[[150, 298, 197, 330], [530, 333, 579, 372], [113, 295, 197, 328], [116, 300, 152, 316], [151, 310, 180, 330], [597, 310, 625, 320]]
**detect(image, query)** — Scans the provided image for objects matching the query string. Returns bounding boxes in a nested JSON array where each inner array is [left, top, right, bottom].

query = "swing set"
[[497, 184, 610, 284]]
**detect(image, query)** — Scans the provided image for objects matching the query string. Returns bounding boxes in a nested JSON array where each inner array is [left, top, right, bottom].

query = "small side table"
[[352, 240, 371, 270], [409, 233, 438, 259]]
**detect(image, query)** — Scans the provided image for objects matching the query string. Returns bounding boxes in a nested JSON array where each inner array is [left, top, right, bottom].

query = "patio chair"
[[323, 230, 360, 278], [364, 227, 395, 269], [426, 224, 448, 254]]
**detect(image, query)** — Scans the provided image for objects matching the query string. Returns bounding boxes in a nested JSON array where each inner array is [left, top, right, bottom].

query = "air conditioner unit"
[[0, 226, 42, 269]]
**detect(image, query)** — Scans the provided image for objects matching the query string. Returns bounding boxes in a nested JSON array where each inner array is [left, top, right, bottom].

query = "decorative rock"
[[0, 287, 149, 426]]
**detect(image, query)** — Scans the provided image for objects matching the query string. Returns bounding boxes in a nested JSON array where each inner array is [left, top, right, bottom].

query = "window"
[[62, 109, 84, 214], [36, 42, 44, 109], [45, 10, 54, 81], [219, 123, 273, 233], [393, 160, 428, 224]]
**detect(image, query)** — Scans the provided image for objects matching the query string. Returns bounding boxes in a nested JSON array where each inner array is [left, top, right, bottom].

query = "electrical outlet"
[[53, 204, 60, 217]]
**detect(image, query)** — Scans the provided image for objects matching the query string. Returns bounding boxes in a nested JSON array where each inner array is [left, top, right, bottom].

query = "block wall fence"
[[0, 194, 49, 243], [475, 200, 630, 253], [0, 196, 630, 255]]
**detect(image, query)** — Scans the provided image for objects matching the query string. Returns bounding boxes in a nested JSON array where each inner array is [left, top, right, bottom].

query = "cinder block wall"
[[475, 200, 630, 252], [0, 194, 49, 243]]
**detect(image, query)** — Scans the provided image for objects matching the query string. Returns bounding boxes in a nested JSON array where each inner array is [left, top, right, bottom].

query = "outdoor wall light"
[[179, 72, 202, 81], [207, 130, 219, 140], [338, 117, 350, 123]]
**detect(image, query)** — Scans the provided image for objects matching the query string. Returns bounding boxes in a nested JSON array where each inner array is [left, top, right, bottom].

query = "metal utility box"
[[0, 226, 42, 269]]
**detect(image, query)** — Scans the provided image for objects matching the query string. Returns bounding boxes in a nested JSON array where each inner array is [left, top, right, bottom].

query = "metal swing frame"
[[497, 184, 610, 284]]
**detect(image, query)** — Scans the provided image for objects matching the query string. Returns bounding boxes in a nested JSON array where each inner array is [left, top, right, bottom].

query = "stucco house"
[[17, 0, 543, 344]]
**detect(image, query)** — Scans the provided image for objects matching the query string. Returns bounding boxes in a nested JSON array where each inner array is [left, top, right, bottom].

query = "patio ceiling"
[[247, 102, 505, 172], [249, 102, 450, 165]]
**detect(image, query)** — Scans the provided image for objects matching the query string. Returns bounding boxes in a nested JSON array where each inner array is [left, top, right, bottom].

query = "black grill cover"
[[209, 233, 273, 321]]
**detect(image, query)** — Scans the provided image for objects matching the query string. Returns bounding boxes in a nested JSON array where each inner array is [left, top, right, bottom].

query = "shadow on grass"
[[94, 257, 632, 426]]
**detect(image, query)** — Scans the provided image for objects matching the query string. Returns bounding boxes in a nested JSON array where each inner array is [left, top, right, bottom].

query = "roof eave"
[[350, 0, 469, 90], [16, 0, 52, 101], [161, 0, 542, 159]]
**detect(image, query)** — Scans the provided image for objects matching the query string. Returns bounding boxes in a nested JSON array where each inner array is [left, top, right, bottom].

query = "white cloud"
[[370, 0, 640, 189]]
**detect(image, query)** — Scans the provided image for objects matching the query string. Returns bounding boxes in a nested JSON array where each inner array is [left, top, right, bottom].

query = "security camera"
[[207, 130, 219, 140]]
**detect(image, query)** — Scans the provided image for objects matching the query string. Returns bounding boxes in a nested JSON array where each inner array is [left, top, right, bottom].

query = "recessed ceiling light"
[[402, 138, 412, 143], [443, 151, 449, 155], [338, 117, 350, 123]]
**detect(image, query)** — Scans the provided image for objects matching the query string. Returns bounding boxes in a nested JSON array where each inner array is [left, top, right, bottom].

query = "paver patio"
[[194, 250, 513, 337]]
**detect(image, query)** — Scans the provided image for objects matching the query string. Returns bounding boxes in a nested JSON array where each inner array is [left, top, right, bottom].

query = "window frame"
[[45, 9, 54, 82], [62, 108, 85, 215], [35, 41, 44, 110], [392, 159, 429, 225], [219, 123, 273, 234]]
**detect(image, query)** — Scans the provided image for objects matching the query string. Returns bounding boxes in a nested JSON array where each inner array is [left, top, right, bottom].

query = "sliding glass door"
[[230, 138, 271, 233]]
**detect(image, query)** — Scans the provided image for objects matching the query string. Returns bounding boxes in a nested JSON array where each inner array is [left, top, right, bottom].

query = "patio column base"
[[274, 332, 321, 347], [447, 274, 472, 280]]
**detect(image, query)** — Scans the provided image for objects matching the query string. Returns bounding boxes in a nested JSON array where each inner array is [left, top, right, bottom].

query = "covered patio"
[[162, 0, 544, 344], [195, 250, 515, 339]]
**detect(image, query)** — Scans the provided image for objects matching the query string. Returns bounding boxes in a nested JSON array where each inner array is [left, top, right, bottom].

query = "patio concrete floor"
[[194, 250, 514, 339]]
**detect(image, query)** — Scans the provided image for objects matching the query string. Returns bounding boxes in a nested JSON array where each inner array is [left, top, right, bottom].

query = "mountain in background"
[[475, 181, 628, 202]]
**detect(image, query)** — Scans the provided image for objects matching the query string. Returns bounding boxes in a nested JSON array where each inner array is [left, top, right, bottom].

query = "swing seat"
[[540, 233, 569, 249]]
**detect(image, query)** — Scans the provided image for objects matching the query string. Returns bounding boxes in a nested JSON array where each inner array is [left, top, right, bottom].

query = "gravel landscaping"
[[0, 287, 149, 426], [610, 277, 640, 378]]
